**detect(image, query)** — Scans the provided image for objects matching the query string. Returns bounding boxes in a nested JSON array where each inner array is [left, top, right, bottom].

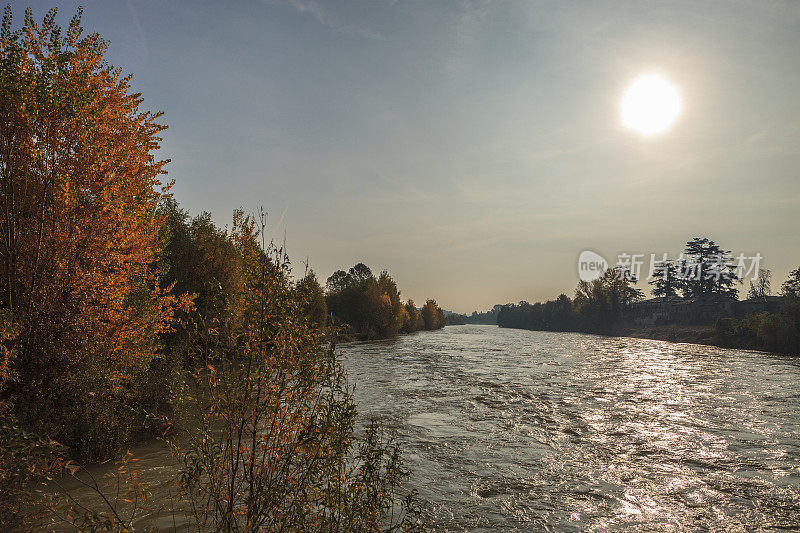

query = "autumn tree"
[[295, 269, 327, 329], [0, 8, 188, 457], [176, 215, 421, 531], [325, 263, 444, 339], [402, 299, 422, 332], [158, 199, 246, 367], [421, 299, 443, 330], [372, 270, 403, 336]]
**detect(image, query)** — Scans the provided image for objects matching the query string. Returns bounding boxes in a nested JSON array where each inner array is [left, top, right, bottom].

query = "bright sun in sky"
[[620, 73, 681, 136]]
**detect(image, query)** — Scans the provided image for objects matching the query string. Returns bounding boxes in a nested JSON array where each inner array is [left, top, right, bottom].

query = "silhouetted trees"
[[465, 305, 503, 325], [445, 313, 467, 325], [498, 268, 642, 335], [747, 269, 772, 300], [649, 260, 680, 298], [782, 267, 800, 299], [680, 238, 739, 298], [493, 234, 798, 354], [756, 267, 800, 353], [574, 268, 644, 333]]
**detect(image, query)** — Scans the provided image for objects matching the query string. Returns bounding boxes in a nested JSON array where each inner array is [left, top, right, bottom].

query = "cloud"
[[279, 0, 386, 40]]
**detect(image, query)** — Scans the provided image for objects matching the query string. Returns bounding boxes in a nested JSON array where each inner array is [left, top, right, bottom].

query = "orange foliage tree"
[[420, 299, 444, 331], [0, 7, 189, 457]]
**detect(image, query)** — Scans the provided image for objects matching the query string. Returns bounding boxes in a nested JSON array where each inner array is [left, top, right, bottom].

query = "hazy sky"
[[17, 1, 800, 312]]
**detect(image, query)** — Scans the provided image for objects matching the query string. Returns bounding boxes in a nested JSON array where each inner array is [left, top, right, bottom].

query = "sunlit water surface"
[[342, 325, 800, 531]]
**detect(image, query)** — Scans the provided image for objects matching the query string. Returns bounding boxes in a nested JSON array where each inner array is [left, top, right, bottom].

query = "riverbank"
[[498, 323, 790, 355], [621, 324, 761, 351], [622, 323, 795, 354]]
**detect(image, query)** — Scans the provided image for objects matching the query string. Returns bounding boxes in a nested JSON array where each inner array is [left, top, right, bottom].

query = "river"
[[54, 325, 800, 531], [342, 325, 800, 531]]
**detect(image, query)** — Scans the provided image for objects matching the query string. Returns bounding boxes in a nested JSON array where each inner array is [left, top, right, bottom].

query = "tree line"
[[492, 237, 799, 354], [497, 267, 642, 335], [714, 268, 800, 354], [0, 9, 422, 530], [445, 313, 467, 325], [465, 305, 503, 325], [324, 263, 445, 339]]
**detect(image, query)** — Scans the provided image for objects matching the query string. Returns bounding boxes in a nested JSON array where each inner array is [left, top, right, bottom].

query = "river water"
[[54, 325, 800, 531], [341, 325, 800, 531]]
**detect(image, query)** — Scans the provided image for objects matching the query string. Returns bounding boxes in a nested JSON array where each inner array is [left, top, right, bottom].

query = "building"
[[630, 297, 682, 326], [734, 295, 782, 317]]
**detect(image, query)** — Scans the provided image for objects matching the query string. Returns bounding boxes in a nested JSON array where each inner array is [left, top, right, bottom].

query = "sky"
[[14, 0, 800, 313]]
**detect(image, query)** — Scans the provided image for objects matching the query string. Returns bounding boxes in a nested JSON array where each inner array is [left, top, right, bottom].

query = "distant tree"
[[397, 304, 411, 331], [781, 267, 800, 299], [445, 314, 467, 326], [680, 238, 739, 298], [348, 262, 373, 283], [465, 305, 503, 325], [649, 260, 680, 298], [574, 268, 643, 334], [295, 270, 327, 328], [550, 294, 576, 329], [326, 263, 420, 339], [403, 299, 423, 332], [496, 294, 577, 332], [324, 262, 444, 338], [365, 284, 395, 336], [747, 269, 772, 300], [421, 299, 443, 330], [325, 270, 352, 294], [376, 271, 402, 316]]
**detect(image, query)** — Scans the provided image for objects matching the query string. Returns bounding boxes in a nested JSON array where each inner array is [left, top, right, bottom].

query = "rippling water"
[[52, 325, 800, 531], [342, 325, 800, 531]]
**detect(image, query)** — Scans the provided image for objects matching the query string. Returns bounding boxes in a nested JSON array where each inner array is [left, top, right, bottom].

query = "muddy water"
[[53, 325, 800, 531]]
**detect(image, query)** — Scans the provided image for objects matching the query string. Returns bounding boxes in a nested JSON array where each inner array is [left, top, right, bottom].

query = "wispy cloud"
[[279, 0, 386, 40]]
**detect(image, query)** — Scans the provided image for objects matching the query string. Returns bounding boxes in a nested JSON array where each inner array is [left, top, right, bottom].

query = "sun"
[[620, 73, 681, 136]]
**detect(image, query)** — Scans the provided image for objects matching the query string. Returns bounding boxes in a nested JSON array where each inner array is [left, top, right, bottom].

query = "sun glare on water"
[[620, 73, 681, 136]]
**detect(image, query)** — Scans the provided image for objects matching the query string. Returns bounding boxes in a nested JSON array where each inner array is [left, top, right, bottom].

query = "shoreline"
[[619, 324, 769, 352], [493, 323, 795, 356]]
